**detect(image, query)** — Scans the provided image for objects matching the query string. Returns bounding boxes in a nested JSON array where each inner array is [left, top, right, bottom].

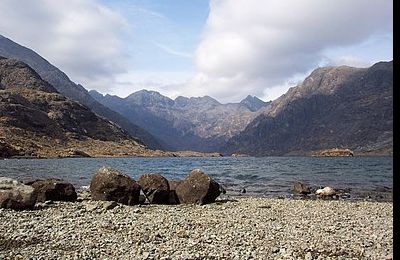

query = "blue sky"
[[101, 0, 209, 72], [0, 0, 393, 102]]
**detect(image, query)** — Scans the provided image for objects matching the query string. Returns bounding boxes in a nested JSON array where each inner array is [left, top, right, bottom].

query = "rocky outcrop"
[[224, 61, 393, 156], [0, 141, 20, 158], [0, 177, 36, 210], [315, 148, 354, 157], [25, 179, 77, 202], [90, 167, 141, 205], [175, 169, 221, 205], [138, 174, 170, 204]]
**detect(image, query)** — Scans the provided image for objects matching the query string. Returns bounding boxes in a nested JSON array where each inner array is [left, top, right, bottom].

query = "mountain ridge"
[[0, 34, 163, 149], [0, 57, 169, 158], [223, 61, 393, 156]]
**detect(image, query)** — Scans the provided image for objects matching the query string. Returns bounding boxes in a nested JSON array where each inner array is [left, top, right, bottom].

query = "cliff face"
[[223, 61, 393, 156], [90, 90, 270, 152], [0, 35, 162, 149], [0, 57, 167, 158]]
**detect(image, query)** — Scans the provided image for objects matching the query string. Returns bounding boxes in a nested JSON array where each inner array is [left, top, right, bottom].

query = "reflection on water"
[[0, 156, 392, 198]]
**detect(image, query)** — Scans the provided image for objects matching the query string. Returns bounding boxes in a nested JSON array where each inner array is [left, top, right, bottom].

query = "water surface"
[[0, 156, 392, 199]]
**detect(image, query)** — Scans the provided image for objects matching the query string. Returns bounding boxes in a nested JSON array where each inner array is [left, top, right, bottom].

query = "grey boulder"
[[0, 177, 36, 210]]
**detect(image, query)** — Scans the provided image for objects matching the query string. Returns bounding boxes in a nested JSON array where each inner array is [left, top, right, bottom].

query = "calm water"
[[0, 156, 392, 199]]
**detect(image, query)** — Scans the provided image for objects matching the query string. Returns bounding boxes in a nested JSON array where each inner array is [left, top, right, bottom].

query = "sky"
[[0, 0, 393, 103]]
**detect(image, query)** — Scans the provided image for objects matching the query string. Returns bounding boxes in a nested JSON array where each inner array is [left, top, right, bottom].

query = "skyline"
[[0, 0, 393, 102]]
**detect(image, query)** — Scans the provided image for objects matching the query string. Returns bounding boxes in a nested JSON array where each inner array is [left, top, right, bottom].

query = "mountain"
[[224, 61, 393, 156], [90, 90, 269, 152], [240, 95, 269, 111], [0, 34, 162, 149], [0, 57, 168, 158]]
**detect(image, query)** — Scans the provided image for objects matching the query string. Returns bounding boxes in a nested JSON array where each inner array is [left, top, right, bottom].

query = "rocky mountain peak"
[[239, 95, 268, 111], [126, 89, 174, 107]]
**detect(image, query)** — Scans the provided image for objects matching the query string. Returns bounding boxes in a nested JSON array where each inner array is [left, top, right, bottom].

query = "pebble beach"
[[0, 196, 393, 260]]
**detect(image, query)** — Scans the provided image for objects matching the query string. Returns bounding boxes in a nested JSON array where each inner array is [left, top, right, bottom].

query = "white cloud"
[[0, 0, 128, 91], [188, 0, 393, 102]]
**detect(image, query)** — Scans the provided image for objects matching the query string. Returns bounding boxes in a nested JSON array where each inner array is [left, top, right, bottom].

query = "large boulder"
[[138, 174, 170, 204], [0, 177, 36, 210], [293, 181, 311, 195], [25, 179, 77, 202], [90, 167, 140, 205], [175, 169, 221, 205]]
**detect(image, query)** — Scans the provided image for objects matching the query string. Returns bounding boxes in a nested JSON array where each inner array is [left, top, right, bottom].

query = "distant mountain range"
[[90, 90, 270, 151], [0, 34, 393, 156]]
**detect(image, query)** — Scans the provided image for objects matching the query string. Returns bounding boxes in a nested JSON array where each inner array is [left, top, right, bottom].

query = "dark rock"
[[293, 181, 311, 195], [90, 167, 140, 205], [240, 188, 246, 194], [0, 177, 36, 210], [0, 141, 20, 158], [168, 180, 182, 205], [26, 178, 77, 202], [175, 169, 221, 205], [138, 195, 147, 205], [138, 174, 170, 204]]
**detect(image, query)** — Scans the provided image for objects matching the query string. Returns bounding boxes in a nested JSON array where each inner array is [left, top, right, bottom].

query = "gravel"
[[0, 195, 392, 259]]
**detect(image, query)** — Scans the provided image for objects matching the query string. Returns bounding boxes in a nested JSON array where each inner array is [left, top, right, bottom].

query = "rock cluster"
[[293, 182, 339, 198], [0, 167, 222, 211], [90, 167, 221, 206]]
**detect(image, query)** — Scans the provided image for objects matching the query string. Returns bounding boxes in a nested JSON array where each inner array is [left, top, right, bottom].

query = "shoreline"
[[1, 154, 393, 160], [0, 196, 392, 259]]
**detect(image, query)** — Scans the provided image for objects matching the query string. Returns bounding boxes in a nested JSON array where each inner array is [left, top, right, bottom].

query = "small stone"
[[315, 187, 336, 196], [102, 201, 118, 210], [305, 252, 313, 260]]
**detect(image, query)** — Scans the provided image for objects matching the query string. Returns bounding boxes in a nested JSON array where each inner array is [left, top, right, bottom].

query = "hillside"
[[224, 61, 393, 156], [0, 57, 168, 158], [0, 34, 162, 149]]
